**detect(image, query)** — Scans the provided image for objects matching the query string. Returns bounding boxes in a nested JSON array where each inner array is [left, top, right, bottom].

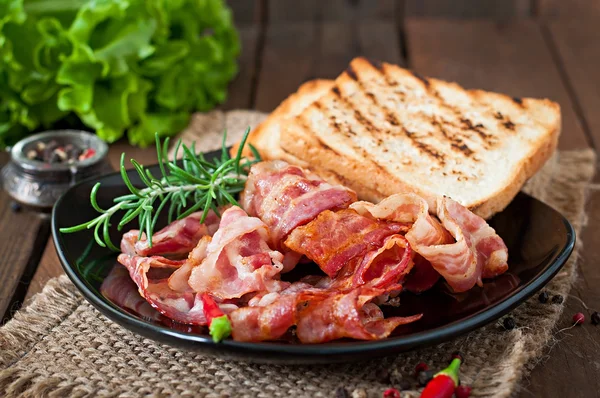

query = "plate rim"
[[51, 164, 576, 358]]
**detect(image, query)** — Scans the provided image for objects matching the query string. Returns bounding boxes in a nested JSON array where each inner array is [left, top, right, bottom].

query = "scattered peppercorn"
[[573, 312, 585, 325], [455, 384, 472, 398], [377, 368, 391, 384], [538, 291, 549, 303], [552, 295, 564, 304], [335, 386, 349, 398], [591, 311, 600, 325], [503, 317, 516, 330], [398, 378, 412, 391], [10, 201, 21, 213], [383, 387, 400, 398], [451, 351, 463, 363], [389, 369, 404, 386], [417, 369, 435, 386], [415, 362, 429, 376]]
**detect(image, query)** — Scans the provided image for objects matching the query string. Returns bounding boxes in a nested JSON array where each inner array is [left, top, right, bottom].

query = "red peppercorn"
[[383, 387, 401, 398], [415, 362, 429, 376], [573, 312, 585, 325], [455, 385, 472, 398]]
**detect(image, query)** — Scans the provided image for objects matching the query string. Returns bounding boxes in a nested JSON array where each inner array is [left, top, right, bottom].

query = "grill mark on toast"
[[410, 71, 430, 88], [432, 119, 474, 157], [512, 96, 523, 106], [365, 58, 385, 72], [347, 67, 403, 128], [346, 65, 359, 81], [330, 83, 380, 137], [403, 128, 446, 165], [493, 111, 516, 132]]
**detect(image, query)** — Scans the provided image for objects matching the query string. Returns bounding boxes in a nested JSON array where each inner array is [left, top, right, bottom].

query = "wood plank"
[[405, 19, 590, 151], [254, 22, 318, 111], [23, 237, 63, 303], [316, 22, 404, 79], [0, 151, 51, 320], [222, 26, 259, 110], [226, 0, 262, 25], [537, 0, 600, 19], [546, 21, 599, 157], [521, 188, 600, 398], [320, 0, 398, 21], [268, 0, 319, 22], [268, 0, 399, 22], [256, 21, 405, 112], [404, 0, 532, 18]]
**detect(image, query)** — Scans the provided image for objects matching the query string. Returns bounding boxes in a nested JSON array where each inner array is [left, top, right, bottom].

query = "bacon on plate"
[[351, 193, 508, 292], [241, 161, 357, 255], [121, 210, 220, 257]]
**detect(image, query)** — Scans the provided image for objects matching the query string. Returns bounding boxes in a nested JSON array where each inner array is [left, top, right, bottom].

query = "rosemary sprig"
[[60, 128, 260, 250]]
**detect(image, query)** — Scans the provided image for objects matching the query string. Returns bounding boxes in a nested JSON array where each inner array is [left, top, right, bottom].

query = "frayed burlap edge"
[[0, 111, 595, 398]]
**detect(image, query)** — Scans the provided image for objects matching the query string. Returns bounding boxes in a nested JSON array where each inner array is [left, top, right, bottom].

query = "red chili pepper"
[[200, 293, 232, 343], [419, 358, 461, 398], [200, 293, 224, 322]]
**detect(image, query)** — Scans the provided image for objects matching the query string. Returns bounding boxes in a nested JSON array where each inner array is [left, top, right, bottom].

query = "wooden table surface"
[[2, 1, 599, 396]]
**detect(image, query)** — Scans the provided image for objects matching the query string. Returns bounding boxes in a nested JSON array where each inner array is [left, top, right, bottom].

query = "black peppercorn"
[[10, 201, 21, 213], [552, 295, 564, 304], [538, 291, 549, 303], [377, 368, 391, 384], [503, 317, 516, 330], [591, 311, 600, 325], [335, 386, 349, 398], [399, 378, 412, 391], [417, 369, 435, 386]]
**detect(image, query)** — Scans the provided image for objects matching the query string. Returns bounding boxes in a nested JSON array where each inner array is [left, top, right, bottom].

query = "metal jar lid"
[[1, 130, 111, 209]]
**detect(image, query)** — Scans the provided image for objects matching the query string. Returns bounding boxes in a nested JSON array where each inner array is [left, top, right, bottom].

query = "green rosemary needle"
[[59, 128, 260, 251]]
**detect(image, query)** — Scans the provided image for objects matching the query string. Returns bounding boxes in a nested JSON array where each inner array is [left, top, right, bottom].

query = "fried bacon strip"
[[351, 194, 508, 292], [241, 161, 357, 256], [121, 210, 220, 257], [187, 206, 286, 299]]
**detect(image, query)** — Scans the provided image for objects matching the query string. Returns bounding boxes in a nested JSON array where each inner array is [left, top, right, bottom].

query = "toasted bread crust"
[[279, 57, 561, 219], [230, 79, 334, 159]]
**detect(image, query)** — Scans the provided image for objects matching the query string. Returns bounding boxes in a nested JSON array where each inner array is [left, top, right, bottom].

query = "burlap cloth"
[[0, 110, 596, 398]]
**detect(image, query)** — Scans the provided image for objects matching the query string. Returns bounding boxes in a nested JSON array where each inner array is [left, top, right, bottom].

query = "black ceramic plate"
[[52, 150, 575, 364]]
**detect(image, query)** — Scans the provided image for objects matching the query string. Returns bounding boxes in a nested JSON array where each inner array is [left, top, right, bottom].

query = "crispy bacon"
[[100, 265, 163, 321], [120, 211, 220, 257], [230, 283, 421, 343], [187, 206, 286, 299], [230, 283, 315, 342], [284, 209, 408, 278], [118, 253, 210, 325], [295, 286, 422, 343], [241, 161, 357, 253], [351, 193, 508, 292]]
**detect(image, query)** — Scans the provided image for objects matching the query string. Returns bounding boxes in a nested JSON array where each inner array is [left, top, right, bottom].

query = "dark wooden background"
[[1, 1, 599, 396]]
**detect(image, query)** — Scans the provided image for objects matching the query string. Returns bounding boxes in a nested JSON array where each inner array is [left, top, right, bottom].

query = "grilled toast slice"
[[231, 79, 333, 163], [279, 57, 561, 219]]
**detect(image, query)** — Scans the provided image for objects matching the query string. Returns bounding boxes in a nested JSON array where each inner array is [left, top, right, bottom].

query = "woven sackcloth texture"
[[0, 110, 596, 398]]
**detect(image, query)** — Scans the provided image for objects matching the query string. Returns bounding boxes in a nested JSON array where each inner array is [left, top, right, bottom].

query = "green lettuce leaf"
[[0, 0, 239, 148]]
